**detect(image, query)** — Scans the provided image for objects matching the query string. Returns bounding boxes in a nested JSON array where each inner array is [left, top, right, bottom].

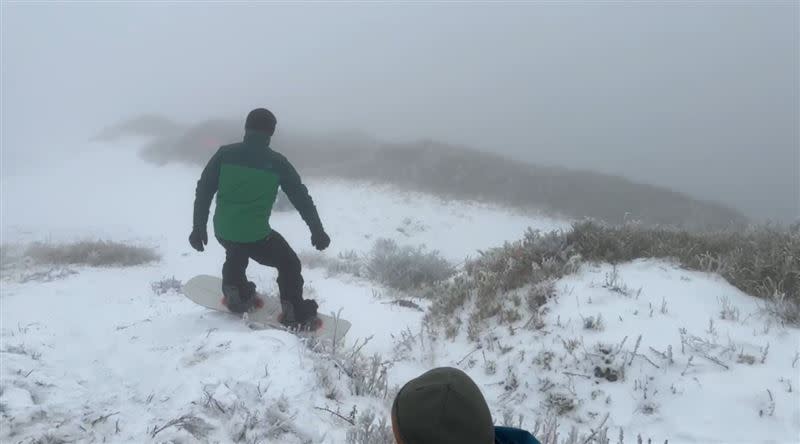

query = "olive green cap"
[[393, 367, 494, 444]]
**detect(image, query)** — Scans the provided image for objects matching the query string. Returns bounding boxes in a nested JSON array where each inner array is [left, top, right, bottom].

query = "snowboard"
[[183, 275, 351, 344]]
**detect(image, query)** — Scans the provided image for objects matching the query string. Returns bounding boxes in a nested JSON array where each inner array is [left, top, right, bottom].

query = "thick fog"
[[2, 2, 797, 223]]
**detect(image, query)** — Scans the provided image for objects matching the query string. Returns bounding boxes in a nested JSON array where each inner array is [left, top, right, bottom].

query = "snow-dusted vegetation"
[[2, 144, 798, 443]]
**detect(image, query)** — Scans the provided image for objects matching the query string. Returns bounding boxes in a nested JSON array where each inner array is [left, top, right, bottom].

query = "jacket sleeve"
[[278, 155, 324, 234], [193, 150, 223, 229]]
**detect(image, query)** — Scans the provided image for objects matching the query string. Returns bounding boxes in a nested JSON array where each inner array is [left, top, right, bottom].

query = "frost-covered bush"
[[311, 334, 392, 400], [288, 239, 456, 291], [299, 250, 364, 278], [367, 238, 454, 291], [346, 352, 390, 399], [151, 277, 182, 295], [345, 410, 394, 444], [26, 240, 160, 267], [427, 228, 572, 338], [329, 250, 364, 277], [761, 292, 800, 327]]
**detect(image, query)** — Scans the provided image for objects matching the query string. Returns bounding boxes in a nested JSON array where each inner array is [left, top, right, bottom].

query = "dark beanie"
[[244, 108, 277, 135], [393, 367, 494, 444]]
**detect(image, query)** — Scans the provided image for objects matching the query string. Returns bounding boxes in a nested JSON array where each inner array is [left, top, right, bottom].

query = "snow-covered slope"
[[2, 143, 798, 443], [420, 260, 800, 444]]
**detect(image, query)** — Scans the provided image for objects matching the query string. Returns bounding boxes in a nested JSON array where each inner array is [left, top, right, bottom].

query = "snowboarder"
[[189, 108, 330, 327], [392, 367, 542, 444]]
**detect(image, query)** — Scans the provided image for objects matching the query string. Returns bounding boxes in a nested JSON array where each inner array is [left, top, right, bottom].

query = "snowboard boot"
[[243, 281, 265, 309], [279, 299, 319, 330], [222, 281, 262, 314]]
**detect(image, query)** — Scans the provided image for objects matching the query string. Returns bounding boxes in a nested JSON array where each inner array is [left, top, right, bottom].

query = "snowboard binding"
[[221, 281, 263, 314], [278, 299, 321, 331]]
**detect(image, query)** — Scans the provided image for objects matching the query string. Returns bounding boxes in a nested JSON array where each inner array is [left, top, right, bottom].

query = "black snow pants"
[[217, 231, 304, 305]]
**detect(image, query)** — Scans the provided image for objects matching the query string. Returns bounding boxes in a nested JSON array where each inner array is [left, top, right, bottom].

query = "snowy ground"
[[1, 142, 798, 443], [422, 260, 800, 444]]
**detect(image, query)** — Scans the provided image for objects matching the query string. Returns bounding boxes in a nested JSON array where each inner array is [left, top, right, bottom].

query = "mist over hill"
[[100, 116, 746, 230]]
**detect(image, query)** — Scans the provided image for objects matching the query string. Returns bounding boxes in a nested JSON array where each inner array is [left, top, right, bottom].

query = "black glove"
[[311, 229, 330, 251], [189, 227, 208, 252]]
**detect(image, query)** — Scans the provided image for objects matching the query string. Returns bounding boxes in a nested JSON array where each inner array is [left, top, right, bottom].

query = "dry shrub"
[[26, 240, 160, 267]]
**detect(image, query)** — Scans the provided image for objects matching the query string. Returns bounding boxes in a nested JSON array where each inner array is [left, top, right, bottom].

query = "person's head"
[[391, 367, 494, 444], [244, 108, 277, 136]]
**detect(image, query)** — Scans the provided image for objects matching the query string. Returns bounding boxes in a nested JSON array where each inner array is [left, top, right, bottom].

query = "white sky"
[[2, 2, 798, 222]]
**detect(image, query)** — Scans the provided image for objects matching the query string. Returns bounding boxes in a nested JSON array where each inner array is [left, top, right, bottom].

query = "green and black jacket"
[[193, 131, 324, 243]]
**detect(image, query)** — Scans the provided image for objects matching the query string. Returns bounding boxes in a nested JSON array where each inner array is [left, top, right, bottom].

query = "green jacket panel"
[[214, 163, 280, 242], [193, 131, 323, 243]]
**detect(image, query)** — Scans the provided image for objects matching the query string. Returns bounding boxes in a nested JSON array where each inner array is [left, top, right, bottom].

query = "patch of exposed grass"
[[25, 240, 160, 267]]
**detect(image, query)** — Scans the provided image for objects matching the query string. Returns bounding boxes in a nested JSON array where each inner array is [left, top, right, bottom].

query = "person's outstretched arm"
[[277, 155, 330, 251], [190, 150, 222, 251]]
